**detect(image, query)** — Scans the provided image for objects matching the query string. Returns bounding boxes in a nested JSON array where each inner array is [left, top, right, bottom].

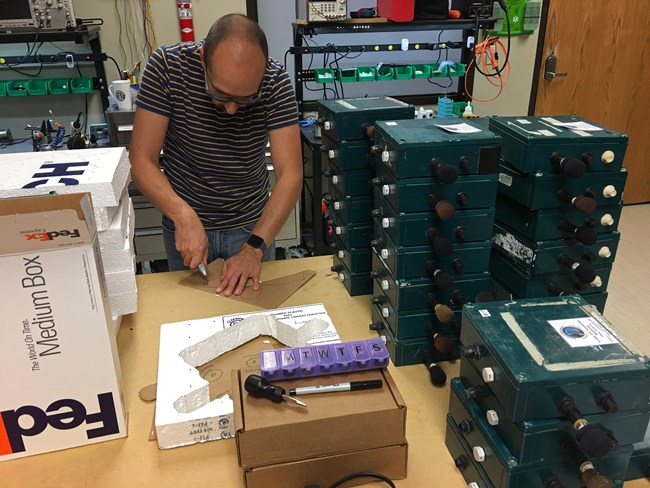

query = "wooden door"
[[533, 0, 650, 203]]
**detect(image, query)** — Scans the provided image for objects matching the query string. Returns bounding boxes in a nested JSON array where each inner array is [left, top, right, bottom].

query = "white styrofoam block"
[[111, 315, 123, 336], [95, 204, 120, 233], [102, 201, 135, 273], [0, 148, 130, 209], [99, 194, 131, 253], [106, 267, 137, 297], [155, 304, 341, 449], [107, 287, 138, 317]]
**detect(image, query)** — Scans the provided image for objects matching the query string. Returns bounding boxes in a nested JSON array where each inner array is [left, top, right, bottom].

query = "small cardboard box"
[[0, 193, 127, 461], [244, 443, 408, 488], [233, 368, 406, 468]]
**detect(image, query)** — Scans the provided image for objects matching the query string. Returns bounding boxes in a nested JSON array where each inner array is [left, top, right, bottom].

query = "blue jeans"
[[162, 215, 276, 271]]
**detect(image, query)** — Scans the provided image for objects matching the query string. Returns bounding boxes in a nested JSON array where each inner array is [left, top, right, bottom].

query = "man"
[[130, 14, 302, 297]]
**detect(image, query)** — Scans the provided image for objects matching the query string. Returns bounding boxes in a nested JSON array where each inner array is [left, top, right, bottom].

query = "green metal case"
[[448, 378, 634, 488], [375, 163, 499, 213], [626, 440, 650, 481], [371, 304, 459, 366], [331, 257, 372, 296], [371, 294, 461, 341], [489, 250, 612, 298], [372, 263, 492, 312], [498, 162, 628, 210], [331, 235, 372, 273], [459, 296, 650, 421], [372, 223, 492, 279], [373, 118, 502, 179], [326, 160, 373, 197], [492, 222, 620, 275], [318, 96, 415, 143], [321, 134, 372, 172], [328, 186, 373, 224], [330, 213, 372, 249], [456, 360, 650, 465], [488, 115, 628, 174], [496, 194, 622, 241], [446, 414, 497, 488], [374, 190, 496, 246]]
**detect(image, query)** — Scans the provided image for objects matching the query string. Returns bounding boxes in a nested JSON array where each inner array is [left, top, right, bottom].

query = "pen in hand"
[[289, 379, 383, 397]]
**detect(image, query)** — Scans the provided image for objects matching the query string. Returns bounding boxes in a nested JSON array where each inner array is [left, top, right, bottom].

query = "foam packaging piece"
[[102, 199, 135, 273], [155, 304, 340, 449], [98, 194, 131, 253], [0, 193, 127, 461]]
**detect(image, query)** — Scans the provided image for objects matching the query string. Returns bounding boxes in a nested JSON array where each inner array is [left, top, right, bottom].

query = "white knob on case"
[[335, 226, 343, 235], [381, 280, 390, 290], [601, 150, 615, 164], [381, 249, 389, 259], [482, 367, 495, 383], [328, 149, 336, 159], [324, 121, 332, 130], [334, 202, 341, 210], [602, 185, 617, 198], [381, 150, 390, 163], [338, 273, 345, 282], [382, 307, 390, 318], [486, 410, 500, 426], [598, 246, 611, 259], [591, 276, 603, 288], [382, 185, 391, 196], [332, 175, 339, 184], [601, 214, 614, 226], [338, 250, 344, 259], [472, 446, 486, 462]]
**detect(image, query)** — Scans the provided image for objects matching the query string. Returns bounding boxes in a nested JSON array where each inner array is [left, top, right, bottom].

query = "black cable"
[[427, 75, 454, 89], [328, 471, 396, 488], [3, 63, 44, 77], [106, 55, 123, 79], [472, 9, 510, 78]]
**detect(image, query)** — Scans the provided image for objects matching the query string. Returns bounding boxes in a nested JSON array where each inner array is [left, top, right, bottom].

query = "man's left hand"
[[216, 244, 263, 296]]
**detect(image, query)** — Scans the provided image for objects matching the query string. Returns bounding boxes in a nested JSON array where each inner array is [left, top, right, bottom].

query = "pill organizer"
[[259, 338, 390, 380]]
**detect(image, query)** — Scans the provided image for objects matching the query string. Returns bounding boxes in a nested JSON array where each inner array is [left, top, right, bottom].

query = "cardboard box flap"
[[0, 193, 96, 254]]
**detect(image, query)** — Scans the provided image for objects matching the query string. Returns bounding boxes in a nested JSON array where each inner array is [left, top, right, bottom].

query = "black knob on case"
[[330, 264, 343, 272], [454, 226, 468, 240], [369, 269, 385, 279], [456, 192, 470, 206], [452, 259, 465, 273], [558, 220, 598, 245], [429, 158, 458, 184], [596, 391, 619, 413], [371, 295, 385, 305], [370, 237, 384, 248], [369, 321, 383, 331], [458, 156, 472, 170], [426, 227, 454, 257], [422, 351, 447, 386], [550, 151, 586, 178], [458, 418, 473, 434], [370, 176, 383, 187], [370, 208, 383, 218]]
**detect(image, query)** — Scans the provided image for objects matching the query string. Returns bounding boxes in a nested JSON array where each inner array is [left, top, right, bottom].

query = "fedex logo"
[[23, 229, 81, 241], [0, 393, 120, 455], [21, 161, 90, 189]]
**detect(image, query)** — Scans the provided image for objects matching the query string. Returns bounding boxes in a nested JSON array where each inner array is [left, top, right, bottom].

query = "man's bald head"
[[203, 14, 268, 65]]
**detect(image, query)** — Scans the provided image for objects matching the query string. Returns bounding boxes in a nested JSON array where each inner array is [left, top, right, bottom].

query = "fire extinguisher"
[[177, 2, 195, 42]]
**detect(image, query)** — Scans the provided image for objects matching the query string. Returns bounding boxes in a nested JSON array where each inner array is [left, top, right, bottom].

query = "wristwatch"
[[246, 233, 267, 253]]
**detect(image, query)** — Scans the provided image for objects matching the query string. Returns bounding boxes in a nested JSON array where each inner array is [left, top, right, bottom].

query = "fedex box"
[[0, 193, 127, 461]]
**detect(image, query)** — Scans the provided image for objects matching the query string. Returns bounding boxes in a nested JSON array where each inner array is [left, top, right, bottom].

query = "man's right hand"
[[173, 206, 208, 270]]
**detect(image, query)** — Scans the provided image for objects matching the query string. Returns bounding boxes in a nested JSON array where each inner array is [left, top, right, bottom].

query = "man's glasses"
[[205, 81, 262, 108]]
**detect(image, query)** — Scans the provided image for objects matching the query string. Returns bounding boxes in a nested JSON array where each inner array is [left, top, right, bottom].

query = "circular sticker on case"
[[561, 325, 586, 339]]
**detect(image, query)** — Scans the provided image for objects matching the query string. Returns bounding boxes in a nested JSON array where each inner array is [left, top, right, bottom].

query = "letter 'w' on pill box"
[[0, 193, 127, 461]]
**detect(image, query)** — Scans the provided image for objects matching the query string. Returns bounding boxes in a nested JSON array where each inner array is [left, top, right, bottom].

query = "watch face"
[[247, 233, 265, 249]]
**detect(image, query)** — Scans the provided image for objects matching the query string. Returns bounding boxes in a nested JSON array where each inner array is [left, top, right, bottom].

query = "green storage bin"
[[393, 65, 413, 79], [314, 68, 335, 83], [452, 101, 473, 116], [449, 62, 466, 77], [7, 80, 28, 96], [429, 63, 446, 78], [0, 81, 6, 97], [337, 68, 358, 82], [26, 79, 49, 95], [70, 77, 94, 93], [376, 66, 394, 81], [411, 64, 431, 79], [48, 78, 71, 95], [357, 66, 376, 81]]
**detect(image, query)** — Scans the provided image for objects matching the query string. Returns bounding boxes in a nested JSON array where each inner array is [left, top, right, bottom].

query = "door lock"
[[544, 50, 568, 80]]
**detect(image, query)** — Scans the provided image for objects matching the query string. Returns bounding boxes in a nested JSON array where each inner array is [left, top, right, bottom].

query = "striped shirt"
[[135, 42, 299, 230]]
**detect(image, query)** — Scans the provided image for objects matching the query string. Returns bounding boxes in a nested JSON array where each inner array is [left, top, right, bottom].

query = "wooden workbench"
[[1, 255, 647, 487]]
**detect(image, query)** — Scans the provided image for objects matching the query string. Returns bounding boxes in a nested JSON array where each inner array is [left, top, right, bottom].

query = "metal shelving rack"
[[291, 18, 495, 255], [0, 26, 110, 110]]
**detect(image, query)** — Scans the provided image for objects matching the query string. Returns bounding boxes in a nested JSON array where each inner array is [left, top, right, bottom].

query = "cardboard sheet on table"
[[179, 258, 316, 309]]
